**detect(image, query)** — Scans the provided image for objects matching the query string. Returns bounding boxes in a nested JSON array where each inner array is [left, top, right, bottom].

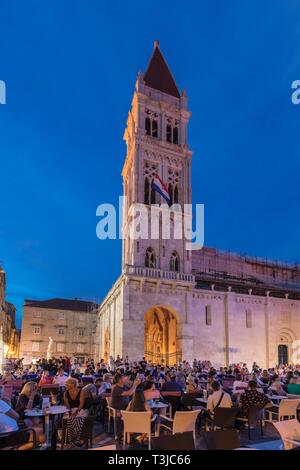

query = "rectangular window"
[[32, 342, 39, 352], [205, 305, 212, 326], [166, 125, 172, 143], [246, 310, 252, 328], [78, 328, 84, 337], [58, 328, 64, 335], [79, 314, 85, 322], [152, 119, 158, 138], [33, 326, 41, 335], [57, 343, 64, 353], [77, 343, 84, 353], [173, 127, 179, 144], [145, 117, 151, 136], [33, 311, 41, 318], [58, 312, 66, 320]]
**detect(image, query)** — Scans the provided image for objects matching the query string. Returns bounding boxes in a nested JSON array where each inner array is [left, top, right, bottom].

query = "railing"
[[144, 350, 181, 365], [125, 265, 195, 282]]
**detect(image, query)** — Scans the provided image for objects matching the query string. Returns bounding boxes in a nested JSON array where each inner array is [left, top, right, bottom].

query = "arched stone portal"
[[144, 306, 182, 365]]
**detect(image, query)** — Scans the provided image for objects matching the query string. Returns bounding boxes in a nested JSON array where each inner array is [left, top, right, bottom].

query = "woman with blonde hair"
[[63, 377, 88, 448], [15, 381, 40, 418], [15, 381, 45, 444]]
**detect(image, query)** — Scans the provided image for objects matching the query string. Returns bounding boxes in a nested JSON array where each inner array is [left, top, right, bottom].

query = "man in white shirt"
[[53, 368, 68, 387], [0, 399, 19, 433], [206, 381, 232, 414]]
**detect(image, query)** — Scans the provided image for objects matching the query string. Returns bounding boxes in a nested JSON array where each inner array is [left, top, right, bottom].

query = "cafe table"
[[25, 405, 68, 447], [266, 395, 288, 401], [149, 402, 169, 410]]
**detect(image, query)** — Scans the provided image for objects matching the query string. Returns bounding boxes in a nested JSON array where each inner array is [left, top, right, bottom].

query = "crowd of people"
[[0, 355, 300, 449]]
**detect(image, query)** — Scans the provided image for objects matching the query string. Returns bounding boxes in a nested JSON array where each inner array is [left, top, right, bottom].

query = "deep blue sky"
[[1, 0, 300, 327]]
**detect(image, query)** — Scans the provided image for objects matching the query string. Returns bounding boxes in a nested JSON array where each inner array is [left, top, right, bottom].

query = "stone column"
[[223, 288, 231, 367], [264, 291, 270, 368]]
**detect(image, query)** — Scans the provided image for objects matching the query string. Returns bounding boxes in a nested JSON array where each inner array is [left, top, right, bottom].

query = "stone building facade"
[[0, 267, 19, 367], [20, 298, 98, 364], [95, 42, 300, 368]]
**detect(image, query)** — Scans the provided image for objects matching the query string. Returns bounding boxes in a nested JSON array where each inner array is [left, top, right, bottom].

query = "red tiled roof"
[[24, 298, 98, 312]]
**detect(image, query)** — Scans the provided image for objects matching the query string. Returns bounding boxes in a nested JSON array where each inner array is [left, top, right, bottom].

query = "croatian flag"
[[151, 174, 170, 204]]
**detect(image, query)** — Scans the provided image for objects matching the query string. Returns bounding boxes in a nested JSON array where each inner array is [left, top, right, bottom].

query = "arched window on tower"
[[173, 127, 178, 145], [174, 185, 179, 204], [166, 124, 172, 143], [145, 114, 158, 138], [145, 117, 151, 136], [165, 120, 179, 145], [145, 247, 156, 268], [168, 183, 179, 206], [170, 251, 180, 272]]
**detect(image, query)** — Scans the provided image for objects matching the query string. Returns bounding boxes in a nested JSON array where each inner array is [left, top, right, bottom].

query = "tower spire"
[[143, 42, 180, 98]]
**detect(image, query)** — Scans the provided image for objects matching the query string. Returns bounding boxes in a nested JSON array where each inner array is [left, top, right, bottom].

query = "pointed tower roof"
[[143, 40, 180, 98]]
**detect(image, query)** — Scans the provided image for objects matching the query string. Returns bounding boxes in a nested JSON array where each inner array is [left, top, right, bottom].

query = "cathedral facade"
[[95, 42, 300, 368]]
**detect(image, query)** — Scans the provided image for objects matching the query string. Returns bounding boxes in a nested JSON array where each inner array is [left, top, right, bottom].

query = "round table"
[[25, 406, 68, 446]]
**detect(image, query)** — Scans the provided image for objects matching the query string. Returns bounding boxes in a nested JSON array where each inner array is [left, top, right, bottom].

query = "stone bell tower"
[[122, 41, 193, 276]]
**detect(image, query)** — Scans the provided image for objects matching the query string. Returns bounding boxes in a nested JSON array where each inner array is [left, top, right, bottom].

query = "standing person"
[[109, 356, 115, 373]]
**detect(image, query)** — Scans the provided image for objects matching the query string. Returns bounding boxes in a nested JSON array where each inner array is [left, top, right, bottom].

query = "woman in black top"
[[64, 378, 86, 416]]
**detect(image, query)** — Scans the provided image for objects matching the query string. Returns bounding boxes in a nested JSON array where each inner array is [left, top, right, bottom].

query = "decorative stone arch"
[[144, 304, 182, 365], [277, 328, 297, 365]]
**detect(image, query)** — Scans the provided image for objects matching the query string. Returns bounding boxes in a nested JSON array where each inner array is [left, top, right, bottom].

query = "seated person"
[[268, 374, 287, 396], [64, 377, 87, 417], [82, 378, 103, 407], [206, 381, 232, 415], [0, 398, 45, 449], [186, 376, 202, 394], [99, 373, 113, 394], [111, 374, 141, 410], [53, 368, 68, 387], [126, 389, 150, 412], [15, 382, 41, 420], [143, 380, 164, 405], [161, 375, 183, 393], [287, 377, 300, 395], [233, 374, 248, 393], [239, 380, 271, 416], [38, 370, 53, 388]]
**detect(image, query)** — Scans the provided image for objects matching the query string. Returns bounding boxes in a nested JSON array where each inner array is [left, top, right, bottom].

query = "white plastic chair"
[[266, 398, 300, 422], [272, 419, 300, 447], [121, 411, 155, 450], [105, 397, 118, 439], [158, 410, 200, 447]]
